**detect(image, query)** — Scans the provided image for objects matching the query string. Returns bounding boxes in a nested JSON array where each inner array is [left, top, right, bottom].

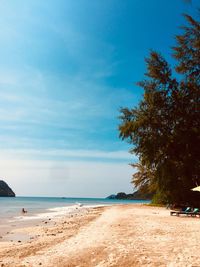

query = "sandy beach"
[[1, 204, 200, 267]]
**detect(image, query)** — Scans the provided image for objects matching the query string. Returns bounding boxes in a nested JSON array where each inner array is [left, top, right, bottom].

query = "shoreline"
[[0, 198, 148, 242], [1, 204, 200, 266], [0, 204, 106, 242], [0, 196, 148, 222]]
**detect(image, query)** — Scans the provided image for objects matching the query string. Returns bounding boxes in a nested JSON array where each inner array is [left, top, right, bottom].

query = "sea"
[[0, 196, 150, 222]]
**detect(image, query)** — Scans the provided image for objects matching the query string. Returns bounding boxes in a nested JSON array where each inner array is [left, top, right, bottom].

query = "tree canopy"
[[119, 14, 200, 204]]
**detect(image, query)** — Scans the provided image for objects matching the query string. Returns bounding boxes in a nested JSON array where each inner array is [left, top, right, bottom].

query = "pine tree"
[[119, 14, 200, 204]]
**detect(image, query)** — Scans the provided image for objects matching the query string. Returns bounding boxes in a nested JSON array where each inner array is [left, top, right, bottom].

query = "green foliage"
[[119, 14, 200, 204], [151, 191, 168, 205], [131, 162, 156, 194]]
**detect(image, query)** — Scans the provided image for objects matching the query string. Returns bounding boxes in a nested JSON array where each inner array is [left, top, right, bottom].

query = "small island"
[[0, 180, 15, 197], [107, 191, 153, 200]]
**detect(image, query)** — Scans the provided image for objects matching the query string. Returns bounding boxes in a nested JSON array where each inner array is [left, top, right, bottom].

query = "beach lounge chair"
[[186, 208, 200, 217], [170, 207, 191, 216], [170, 207, 200, 217]]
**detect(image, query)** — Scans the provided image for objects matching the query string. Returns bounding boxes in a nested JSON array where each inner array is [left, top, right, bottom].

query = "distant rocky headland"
[[107, 191, 153, 200], [0, 180, 15, 197]]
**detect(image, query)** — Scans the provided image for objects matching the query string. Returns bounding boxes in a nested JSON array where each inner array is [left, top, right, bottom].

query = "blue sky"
[[0, 0, 199, 197]]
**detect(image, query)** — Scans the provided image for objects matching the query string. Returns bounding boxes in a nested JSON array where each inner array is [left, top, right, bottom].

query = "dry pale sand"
[[1, 204, 200, 267]]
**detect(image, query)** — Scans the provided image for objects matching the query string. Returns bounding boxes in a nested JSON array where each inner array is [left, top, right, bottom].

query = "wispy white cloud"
[[0, 67, 135, 140], [0, 148, 136, 162]]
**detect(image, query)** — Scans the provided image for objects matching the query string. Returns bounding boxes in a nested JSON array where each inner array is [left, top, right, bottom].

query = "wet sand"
[[1, 204, 200, 266]]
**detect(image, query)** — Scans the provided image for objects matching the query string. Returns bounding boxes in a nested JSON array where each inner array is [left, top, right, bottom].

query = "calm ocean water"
[[0, 197, 150, 220]]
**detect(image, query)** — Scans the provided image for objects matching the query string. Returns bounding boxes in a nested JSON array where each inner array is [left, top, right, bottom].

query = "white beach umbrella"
[[191, 186, 200, 192]]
